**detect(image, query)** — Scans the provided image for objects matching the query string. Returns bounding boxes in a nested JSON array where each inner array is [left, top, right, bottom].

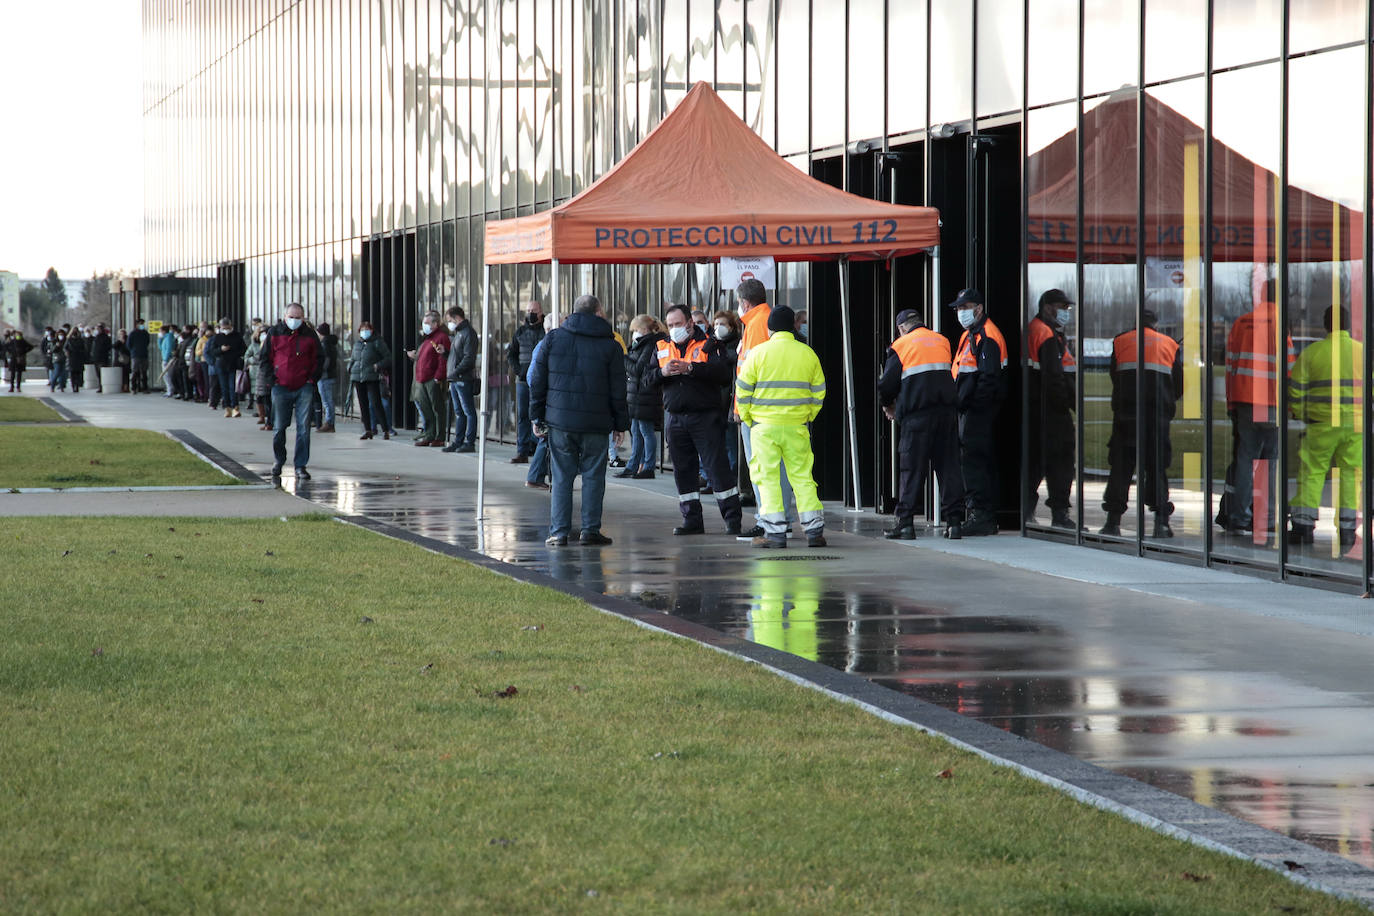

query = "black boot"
[[1099, 512, 1122, 536], [961, 511, 998, 537], [883, 519, 916, 540], [1151, 512, 1174, 539], [1288, 523, 1314, 545]]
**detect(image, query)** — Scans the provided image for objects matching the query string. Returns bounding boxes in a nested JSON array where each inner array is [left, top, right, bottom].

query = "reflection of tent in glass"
[[1026, 92, 1363, 264]]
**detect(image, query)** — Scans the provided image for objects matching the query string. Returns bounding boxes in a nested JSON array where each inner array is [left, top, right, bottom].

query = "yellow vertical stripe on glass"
[[1183, 141, 1201, 421], [1329, 200, 1340, 427]]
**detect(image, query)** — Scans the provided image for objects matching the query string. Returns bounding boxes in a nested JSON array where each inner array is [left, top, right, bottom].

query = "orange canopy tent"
[[475, 81, 943, 518]]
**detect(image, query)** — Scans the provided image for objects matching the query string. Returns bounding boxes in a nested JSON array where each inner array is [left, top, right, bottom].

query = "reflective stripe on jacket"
[[1110, 326, 1183, 417], [1224, 302, 1295, 411], [879, 326, 956, 420], [736, 331, 825, 426], [952, 317, 1008, 413], [1290, 330, 1363, 428]]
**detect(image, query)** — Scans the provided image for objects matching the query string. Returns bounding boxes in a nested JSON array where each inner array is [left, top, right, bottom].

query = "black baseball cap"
[[1038, 288, 1074, 308], [948, 288, 984, 308], [894, 309, 922, 327]]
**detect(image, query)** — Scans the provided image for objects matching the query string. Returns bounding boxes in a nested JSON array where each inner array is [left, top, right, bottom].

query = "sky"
[[0, 0, 143, 282]]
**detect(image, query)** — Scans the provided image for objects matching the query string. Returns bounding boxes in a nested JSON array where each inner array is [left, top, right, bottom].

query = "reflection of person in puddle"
[[746, 572, 820, 663]]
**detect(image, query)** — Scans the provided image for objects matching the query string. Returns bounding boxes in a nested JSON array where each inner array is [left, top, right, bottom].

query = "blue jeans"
[[526, 437, 550, 484], [317, 377, 336, 424], [548, 427, 610, 538], [628, 418, 656, 472], [449, 378, 478, 445], [271, 384, 314, 471], [515, 379, 535, 456]]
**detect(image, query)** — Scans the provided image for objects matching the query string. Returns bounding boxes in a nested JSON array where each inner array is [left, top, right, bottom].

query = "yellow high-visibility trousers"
[[748, 422, 824, 535]]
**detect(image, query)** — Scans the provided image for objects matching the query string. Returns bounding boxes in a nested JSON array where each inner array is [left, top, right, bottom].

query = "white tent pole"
[[551, 259, 561, 323], [476, 263, 491, 522], [930, 244, 942, 529], [838, 258, 864, 511]]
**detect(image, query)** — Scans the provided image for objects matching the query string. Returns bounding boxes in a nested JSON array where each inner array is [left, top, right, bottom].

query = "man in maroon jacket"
[[260, 302, 324, 481], [406, 309, 450, 446]]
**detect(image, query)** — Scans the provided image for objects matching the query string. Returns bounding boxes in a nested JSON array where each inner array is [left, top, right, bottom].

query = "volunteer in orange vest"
[[734, 278, 799, 540], [878, 308, 965, 540], [1025, 288, 1077, 529], [1215, 279, 1294, 538], [645, 304, 744, 535], [949, 288, 1007, 537], [1100, 310, 1183, 538]]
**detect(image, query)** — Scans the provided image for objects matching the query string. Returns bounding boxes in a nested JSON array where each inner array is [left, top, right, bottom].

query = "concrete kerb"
[[339, 512, 1374, 908], [37, 397, 86, 423]]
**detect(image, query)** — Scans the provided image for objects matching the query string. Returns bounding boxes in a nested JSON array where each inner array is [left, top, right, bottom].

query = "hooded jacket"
[[260, 321, 323, 390], [528, 311, 629, 434]]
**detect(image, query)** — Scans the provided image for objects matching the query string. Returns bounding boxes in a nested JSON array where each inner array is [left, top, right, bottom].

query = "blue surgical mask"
[[285, 317, 303, 331], [1053, 308, 1072, 329], [799, 323, 808, 337], [957, 308, 976, 330], [360, 329, 373, 340]]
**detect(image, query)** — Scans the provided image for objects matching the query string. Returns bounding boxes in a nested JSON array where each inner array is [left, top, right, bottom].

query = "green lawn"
[[0, 427, 243, 488], [0, 517, 1359, 914], [0, 397, 64, 423]]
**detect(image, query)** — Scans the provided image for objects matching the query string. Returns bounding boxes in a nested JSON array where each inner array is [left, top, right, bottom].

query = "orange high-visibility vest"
[[953, 319, 1008, 378], [656, 336, 709, 368], [1113, 327, 1180, 376], [1224, 302, 1295, 408], [738, 305, 772, 372], [893, 326, 953, 377], [1026, 315, 1076, 373]]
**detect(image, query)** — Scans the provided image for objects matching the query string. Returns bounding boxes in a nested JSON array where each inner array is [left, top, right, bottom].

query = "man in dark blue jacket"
[[528, 294, 630, 547]]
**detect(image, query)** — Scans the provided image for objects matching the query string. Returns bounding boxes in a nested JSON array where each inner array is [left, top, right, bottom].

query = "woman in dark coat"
[[347, 321, 395, 439], [713, 310, 743, 477], [64, 328, 89, 393], [620, 314, 667, 479], [4, 331, 33, 392], [208, 318, 248, 416]]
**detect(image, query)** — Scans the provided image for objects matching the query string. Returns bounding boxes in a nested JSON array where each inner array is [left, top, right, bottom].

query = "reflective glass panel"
[[1083, 0, 1138, 98], [1027, 0, 1077, 107], [718, 0, 745, 116], [744, 0, 774, 140], [849, 0, 885, 141], [929, 0, 971, 125], [811, 0, 844, 148], [1025, 102, 1079, 530], [1289, 0, 1364, 55], [977, 0, 1023, 117], [1143, 0, 1204, 83], [1211, 63, 1280, 560], [776, 0, 808, 155], [887, 0, 926, 137], [1213, 0, 1281, 70], [1286, 48, 1364, 575], [1143, 79, 1206, 551]]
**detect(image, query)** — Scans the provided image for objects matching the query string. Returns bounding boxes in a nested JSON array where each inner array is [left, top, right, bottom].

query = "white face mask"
[[631, 331, 644, 344], [446, 321, 458, 332], [421, 322, 433, 334], [1053, 308, 1072, 329], [737, 305, 749, 318], [695, 322, 708, 334], [669, 326, 690, 344], [957, 308, 977, 330], [260, 332, 268, 343], [360, 329, 372, 340], [285, 317, 303, 331], [714, 324, 730, 340]]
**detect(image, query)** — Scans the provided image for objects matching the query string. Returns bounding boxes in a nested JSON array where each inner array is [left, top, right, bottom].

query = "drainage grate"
[[754, 554, 843, 561]]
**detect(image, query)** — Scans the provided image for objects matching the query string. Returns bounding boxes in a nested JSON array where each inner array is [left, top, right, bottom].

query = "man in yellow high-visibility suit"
[[735, 305, 828, 548], [1289, 304, 1363, 549]]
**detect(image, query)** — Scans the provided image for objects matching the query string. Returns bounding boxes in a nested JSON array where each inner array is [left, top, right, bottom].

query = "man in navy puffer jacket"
[[528, 294, 630, 547]]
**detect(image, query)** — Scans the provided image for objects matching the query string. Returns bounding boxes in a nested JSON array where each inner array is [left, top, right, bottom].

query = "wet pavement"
[[11, 389, 1374, 869]]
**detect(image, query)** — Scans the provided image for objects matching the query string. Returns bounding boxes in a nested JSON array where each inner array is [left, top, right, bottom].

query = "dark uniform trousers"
[[666, 410, 743, 526], [1103, 416, 1173, 516], [1026, 408, 1074, 516], [958, 409, 999, 514], [895, 408, 965, 523]]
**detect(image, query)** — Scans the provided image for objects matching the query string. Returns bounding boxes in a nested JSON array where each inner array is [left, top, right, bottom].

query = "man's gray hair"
[[736, 279, 766, 306], [573, 294, 601, 315]]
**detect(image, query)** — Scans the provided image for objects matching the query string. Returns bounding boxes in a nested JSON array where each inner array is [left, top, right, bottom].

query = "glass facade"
[[143, 1, 1374, 593]]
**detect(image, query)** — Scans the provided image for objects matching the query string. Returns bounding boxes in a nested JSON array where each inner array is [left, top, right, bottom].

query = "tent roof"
[[1028, 91, 1362, 263], [484, 82, 940, 265]]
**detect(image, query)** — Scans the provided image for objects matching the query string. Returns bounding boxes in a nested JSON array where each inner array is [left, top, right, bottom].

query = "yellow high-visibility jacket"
[[1290, 330, 1363, 428], [736, 331, 825, 426]]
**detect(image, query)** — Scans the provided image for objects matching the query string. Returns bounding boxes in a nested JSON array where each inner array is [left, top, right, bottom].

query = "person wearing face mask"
[[734, 279, 800, 539], [209, 318, 247, 417], [127, 319, 151, 393], [158, 324, 178, 396], [260, 302, 324, 480], [243, 324, 264, 418], [313, 322, 339, 432], [735, 305, 826, 547], [1025, 288, 1078, 530], [646, 304, 744, 535], [63, 324, 88, 393], [619, 315, 668, 479], [441, 305, 480, 452], [793, 308, 809, 345], [691, 308, 709, 337], [348, 320, 395, 440], [712, 310, 743, 478], [4, 330, 32, 391], [505, 300, 546, 463], [40, 328, 56, 390], [406, 309, 450, 447], [949, 288, 1007, 536], [1101, 309, 1184, 539]]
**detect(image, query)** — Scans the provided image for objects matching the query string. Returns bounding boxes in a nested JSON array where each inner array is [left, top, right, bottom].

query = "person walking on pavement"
[[506, 300, 545, 464], [647, 304, 745, 536], [315, 322, 339, 432], [1216, 280, 1294, 540], [528, 294, 629, 547], [209, 318, 248, 417], [522, 314, 559, 491], [64, 326, 88, 393], [734, 278, 800, 539], [1101, 310, 1183, 538], [736, 305, 827, 548], [442, 305, 480, 453], [1025, 288, 1078, 529], [1288, 304, 1362, 549], [949, 288, 1008, 536], [261, 302, 323, 481], [879, 309, 965, 540], [347, 321, 395, 440], [4, 331, 33, 391], [407, 309, 450, 447]]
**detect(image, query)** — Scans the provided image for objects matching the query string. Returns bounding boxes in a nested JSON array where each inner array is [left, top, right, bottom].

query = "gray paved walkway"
[[7, 388, 1374, 899]]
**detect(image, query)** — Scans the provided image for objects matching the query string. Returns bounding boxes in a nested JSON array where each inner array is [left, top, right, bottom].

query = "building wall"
[[143, 1, 1374, 591]]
